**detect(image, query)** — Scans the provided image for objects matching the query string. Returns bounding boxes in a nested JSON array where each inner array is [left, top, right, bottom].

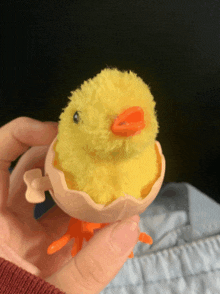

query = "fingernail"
[[110, 215, 140, 256]]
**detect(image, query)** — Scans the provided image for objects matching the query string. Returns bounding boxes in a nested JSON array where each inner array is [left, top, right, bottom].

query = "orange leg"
[[128, 252, 134, 258], [47, 233, 72, 255], [71, 236, 84, 257], [139, 232, 153, 244], [128, 232, 153, 259], [47, 218, 109, 256], [47, 218, 153, 259], [71, 231, 94, 257]]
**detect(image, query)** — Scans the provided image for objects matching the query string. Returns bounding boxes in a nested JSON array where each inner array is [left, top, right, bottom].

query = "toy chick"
[[55, 68, 159, 205], [24, 68, 165, 259]]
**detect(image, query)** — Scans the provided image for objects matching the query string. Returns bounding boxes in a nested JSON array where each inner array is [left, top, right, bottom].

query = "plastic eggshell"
[[42, 136, 165, 223]]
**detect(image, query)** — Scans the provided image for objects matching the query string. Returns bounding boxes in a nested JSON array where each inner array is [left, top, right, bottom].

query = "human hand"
[[0, 117, 140, 294]]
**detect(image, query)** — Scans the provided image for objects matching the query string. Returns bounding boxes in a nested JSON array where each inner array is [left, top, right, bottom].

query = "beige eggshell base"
[[43, 137, 166, 223]]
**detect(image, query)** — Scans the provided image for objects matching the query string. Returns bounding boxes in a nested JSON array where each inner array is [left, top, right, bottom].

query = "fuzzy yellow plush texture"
[[54, 68, 160, 205]]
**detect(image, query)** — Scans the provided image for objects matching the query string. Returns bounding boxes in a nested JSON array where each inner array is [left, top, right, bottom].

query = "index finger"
[[0, 117, 58, 210]]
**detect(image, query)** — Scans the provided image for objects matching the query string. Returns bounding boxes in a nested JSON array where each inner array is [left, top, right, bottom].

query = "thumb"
[[46, 215, 140, 294]]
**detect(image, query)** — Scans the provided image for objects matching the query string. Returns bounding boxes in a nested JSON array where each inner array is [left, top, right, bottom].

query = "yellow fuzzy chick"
[[54, 68, 160, 205]]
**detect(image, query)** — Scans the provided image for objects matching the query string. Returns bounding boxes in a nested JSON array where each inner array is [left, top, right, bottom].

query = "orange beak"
[[111, 106, 145, 137]]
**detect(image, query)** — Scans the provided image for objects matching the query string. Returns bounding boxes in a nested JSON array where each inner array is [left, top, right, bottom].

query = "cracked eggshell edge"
[[44, 136, 166, 223]]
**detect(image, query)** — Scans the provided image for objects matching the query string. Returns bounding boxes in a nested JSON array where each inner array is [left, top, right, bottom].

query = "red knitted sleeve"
[[0, 257, 65, 294]]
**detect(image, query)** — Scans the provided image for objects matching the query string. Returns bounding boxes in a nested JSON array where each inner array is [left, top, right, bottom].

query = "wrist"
[[0, 242, 40, 276]]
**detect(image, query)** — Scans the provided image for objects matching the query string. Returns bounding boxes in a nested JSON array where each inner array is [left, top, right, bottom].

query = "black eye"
[[73, 111, 80, 124]]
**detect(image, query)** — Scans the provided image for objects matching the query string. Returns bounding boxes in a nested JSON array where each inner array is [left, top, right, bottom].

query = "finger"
[[8, 145, 50, 218], [38, 205, 72, 239], [0, 117, 58, 210], [46, 215, 140, 294]]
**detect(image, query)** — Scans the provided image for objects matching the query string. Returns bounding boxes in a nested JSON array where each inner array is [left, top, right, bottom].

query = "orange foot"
[[128, 232, 153, 258], [47, 218, 153, 259], [47, 218, 109, 256]]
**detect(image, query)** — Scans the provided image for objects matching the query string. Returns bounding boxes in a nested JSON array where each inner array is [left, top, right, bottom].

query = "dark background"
[[1, 1, 220, 202]]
